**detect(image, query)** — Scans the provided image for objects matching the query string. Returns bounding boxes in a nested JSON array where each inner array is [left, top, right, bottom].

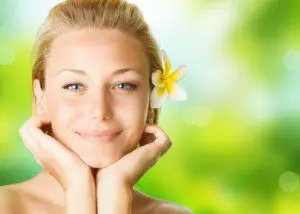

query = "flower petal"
[[166, 65, 187, 83], [151, 86, 168, 108], [151, 70, 165, 87], [167, 84, 187, 101], [161, 50, 171, 77], [166, 82, 175, 95]]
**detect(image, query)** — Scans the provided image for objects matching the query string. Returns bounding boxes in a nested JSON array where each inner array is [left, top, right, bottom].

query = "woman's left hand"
[[96, 124, 173, 187]]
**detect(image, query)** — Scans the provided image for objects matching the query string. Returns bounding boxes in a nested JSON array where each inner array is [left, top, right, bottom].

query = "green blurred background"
[[1, 0, 300, 213]]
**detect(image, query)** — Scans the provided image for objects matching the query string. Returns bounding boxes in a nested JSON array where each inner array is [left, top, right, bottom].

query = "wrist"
[[65, 176, 97, 214], [66, 171, 96, 193], [97, 181, 132, 214]]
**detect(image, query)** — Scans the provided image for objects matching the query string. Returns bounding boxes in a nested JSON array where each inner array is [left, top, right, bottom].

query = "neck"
[[17, 169, 146, 208], [18, 169, 66, 206]]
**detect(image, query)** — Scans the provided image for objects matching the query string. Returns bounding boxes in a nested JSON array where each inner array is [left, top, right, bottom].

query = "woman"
[[0, 0, 191, 213]]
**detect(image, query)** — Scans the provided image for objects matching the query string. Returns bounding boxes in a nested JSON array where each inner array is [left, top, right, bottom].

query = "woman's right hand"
[[18, 115, 94, 191]]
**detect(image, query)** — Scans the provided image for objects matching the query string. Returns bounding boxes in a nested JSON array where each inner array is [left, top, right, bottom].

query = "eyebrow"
[[56, 68, 139, 76]]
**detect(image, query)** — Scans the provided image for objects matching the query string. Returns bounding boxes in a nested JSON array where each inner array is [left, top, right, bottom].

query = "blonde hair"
[[31, 0, 163, 124]]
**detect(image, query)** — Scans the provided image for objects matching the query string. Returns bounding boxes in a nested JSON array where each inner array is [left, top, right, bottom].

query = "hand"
[[96, 124, 173, 187], [18, 115, 94, 191]]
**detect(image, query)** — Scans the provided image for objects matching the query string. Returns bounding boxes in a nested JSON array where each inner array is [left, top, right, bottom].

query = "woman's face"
[[34, 28, 151, 168]]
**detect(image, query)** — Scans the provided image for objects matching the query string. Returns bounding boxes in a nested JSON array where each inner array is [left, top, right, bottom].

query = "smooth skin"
[[0, 28, 193, 213], [19, 116, 172, 214]]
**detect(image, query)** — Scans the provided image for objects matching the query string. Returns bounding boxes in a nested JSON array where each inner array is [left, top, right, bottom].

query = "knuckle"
[[162, 136, 169, 143], [29, 116, 39, 126], [19, 122, 29, 134], [31, 117, 39, 124]]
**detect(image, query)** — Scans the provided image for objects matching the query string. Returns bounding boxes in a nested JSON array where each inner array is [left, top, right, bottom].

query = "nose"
[[87, 90, 113, 121]]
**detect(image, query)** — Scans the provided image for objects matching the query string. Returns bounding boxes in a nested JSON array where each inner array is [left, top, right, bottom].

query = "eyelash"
[[62, 82, 138, 92]]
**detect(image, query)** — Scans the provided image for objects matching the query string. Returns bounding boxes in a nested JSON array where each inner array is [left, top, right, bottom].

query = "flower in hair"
[[150, 50, 187, 108]]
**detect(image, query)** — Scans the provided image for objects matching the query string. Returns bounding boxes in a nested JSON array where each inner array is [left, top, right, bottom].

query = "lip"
[[76, 131, 122, 143]]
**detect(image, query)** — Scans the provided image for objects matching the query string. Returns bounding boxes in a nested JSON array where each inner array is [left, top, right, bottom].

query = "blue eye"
[[63, 83, 84, 91], [62, 82, 137, 93], [115, 83, 137, 91]]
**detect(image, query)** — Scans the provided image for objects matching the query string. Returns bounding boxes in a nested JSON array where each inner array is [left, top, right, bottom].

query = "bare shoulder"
[[151, 200, 194, 214], [0, 185, 20, 214], [133, 189, 193, 214]]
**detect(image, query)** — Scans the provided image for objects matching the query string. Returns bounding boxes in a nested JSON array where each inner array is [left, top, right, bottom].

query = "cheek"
[[48, 101, 78, 140], [117, 96, 149, 148], [118, 92, 149, 125]]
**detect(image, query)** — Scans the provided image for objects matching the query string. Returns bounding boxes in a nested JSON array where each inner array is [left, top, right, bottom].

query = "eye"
[[63, 83, 84, 92], [114, 82, 137, 91], [62, 82, 137, 93]]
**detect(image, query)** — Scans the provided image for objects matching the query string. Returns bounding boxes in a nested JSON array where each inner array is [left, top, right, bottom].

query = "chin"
[[80, 152, 122, 169]]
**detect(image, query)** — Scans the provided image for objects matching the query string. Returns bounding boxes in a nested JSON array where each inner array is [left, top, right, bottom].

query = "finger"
[[142, 125, 171, 152], [23, 115, 51, 130], [139, 125, 160, 146], [26, 116, 83, 168], [118, 125, 172, 186], [143, 125, 168, 143], [121, 143, 168, 186], [140, 125, 172, 159], [19, 122, 38, 151], [27, 116, 51, 136], [26, 116, 66, 151], [19, 125, 44, 167], [139, 131, 156, 147], [159, 140, 173, 157]]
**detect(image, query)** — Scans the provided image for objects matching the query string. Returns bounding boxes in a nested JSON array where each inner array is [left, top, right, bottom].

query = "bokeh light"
[[1, 0, 300, 213]]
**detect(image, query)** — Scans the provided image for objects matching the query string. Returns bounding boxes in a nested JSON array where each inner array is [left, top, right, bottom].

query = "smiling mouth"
[[75, 131, 122, 143]]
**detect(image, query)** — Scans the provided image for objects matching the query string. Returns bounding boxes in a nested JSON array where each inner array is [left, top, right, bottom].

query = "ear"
[[32, 79, 49, 117], [147, 108, 154, 119], [146, 107, 155, 124]]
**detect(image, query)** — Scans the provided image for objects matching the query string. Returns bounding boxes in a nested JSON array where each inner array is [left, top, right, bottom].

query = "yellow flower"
[[151, 49, 187, 108]]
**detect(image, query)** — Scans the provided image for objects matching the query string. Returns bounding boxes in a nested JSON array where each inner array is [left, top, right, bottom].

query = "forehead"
[[46, 28, 149, 78]]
